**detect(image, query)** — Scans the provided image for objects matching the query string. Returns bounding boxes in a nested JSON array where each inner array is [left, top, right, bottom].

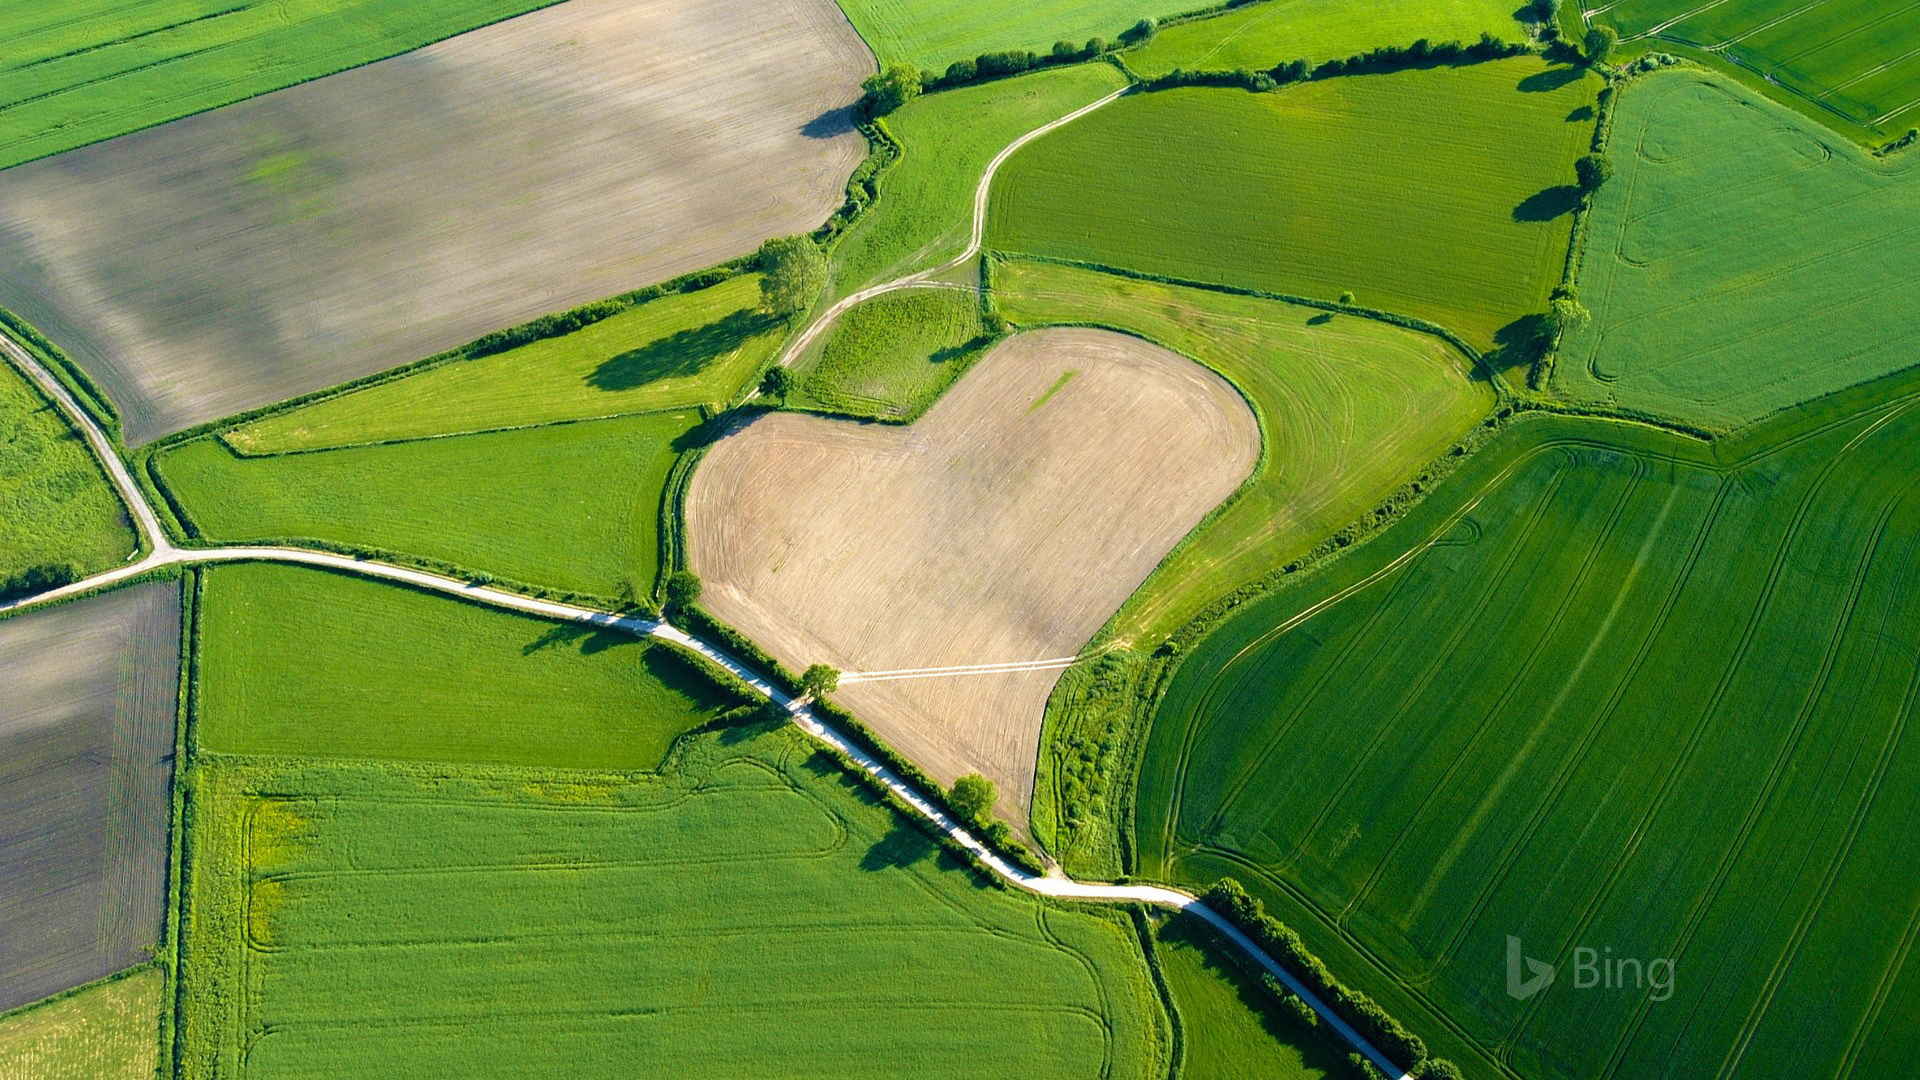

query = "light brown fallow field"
[[687, 328, 1258, 824], [0, 0, 870, 444]]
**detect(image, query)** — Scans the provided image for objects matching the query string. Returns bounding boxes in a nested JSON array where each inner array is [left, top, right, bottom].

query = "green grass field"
[[1593, 0, 1920, 134], [228, 276, 782, 453], [995, 259, 1492, 645], [1556, 71, 1920, 430], [795, 288, 989, 420], [1135, 372, 1920, 1078], [831, 63, 1126, 295], [834, 0, 1189, 69], [156, 411, 696, 598], [0, 355, 134, 581], [1128, 0, 1522, 78], [0, 0, 555, 171], [1150, 913, 1340, 1079], [989, 59, 1599, 351], [178, 729, 1169, 1078], [0, 968, 162, 1080], [196, 563, 741, 769]]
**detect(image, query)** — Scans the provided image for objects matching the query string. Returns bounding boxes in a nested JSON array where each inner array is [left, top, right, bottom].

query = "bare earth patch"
[[0, 0, 870, 444], [687, 328, 1258, 823], [0, 581, 180, 1013]]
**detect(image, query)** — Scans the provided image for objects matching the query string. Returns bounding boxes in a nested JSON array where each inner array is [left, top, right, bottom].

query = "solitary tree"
[[949, 773, 996, 824], [801, 663, 840, 699], [1583, 24, 1617, 65], [1119, 17, 1157, 45], [1051, 40, 1077, 61], [1083, 37, 1107, 58], [756, 235, 826, 316], [760, 364, 794, 401], [1575, 152, 1614, 192], [663, 570, 701, 609], [1338, 290, 1357, 305], [860, 63, 921, 115], [1547, 294, 1591, 338]]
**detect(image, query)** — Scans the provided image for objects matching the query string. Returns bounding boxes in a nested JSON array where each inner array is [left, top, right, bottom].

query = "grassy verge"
[[1128, 0, 1522, 77], [829, 63, 1127, 296], [227, 275, 782, 453], [0, 347, 138, 583], [152, 410, 699, 600], [792, 288, 992, 420], [0, 967, 164, 1080], [988, 58, 1600, 351], [194, 562, 747, 769]]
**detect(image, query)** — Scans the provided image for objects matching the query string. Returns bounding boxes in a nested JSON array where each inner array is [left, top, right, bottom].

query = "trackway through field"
[[0, 318, 1410, 1078], [774, 83, 1133, 369]]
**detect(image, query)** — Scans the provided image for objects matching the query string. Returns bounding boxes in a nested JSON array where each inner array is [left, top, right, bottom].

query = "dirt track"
[[0, 0, 870, 444], [686, 328, 1260, 824]]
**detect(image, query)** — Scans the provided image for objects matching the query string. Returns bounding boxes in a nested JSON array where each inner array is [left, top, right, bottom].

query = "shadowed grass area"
[[792, 288, 990, 420], [228, 276, 781, 453]]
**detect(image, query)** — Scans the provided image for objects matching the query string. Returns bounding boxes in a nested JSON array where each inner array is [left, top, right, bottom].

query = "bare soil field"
[[687, 328, 1258, 823], [0, 0, 870, 444], [0, 581, 180, 1013]]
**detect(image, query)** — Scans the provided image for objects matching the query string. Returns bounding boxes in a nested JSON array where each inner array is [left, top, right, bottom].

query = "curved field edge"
[[1130, 361, 1920, 1078], [1551, 67, 1920, 432]]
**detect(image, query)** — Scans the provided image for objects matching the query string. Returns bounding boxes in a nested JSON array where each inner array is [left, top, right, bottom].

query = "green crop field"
[[178, 729, 1169, 1078], [155, 410, 697, 599], [795, 288, 989, 419], [1129, 0, 1522, 78], [834, 0, 1189, 69], [831, 63, 1125, 295], [0, 968, 162, 1080], [1150, 912, 1341, 1079], [1556, 71, 1920, 431], [228, 276, 783, 454], [196, 563, 741, 769], [1592, 0, 1920, 134], [0, 354, 134, 581], [989, 59, 1599, 351], [995, 258, 1492, 645], [1135, 373, 1920, 1079], [0, 0, 555, 172]]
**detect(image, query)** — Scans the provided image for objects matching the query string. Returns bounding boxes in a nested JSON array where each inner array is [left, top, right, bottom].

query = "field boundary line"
[[0, 325, 1414, 1080]]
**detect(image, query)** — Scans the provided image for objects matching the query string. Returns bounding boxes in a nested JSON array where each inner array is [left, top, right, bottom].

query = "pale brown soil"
[[0, 0, 871, 444], [0, 581, 179, 1013], [687, 328, 1259, 824]]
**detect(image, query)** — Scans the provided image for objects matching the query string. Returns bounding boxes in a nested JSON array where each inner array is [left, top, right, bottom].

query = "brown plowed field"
[[0, 581, 180, 1013], [0, 0, 871, 444], [687, 328, 1258, 823]]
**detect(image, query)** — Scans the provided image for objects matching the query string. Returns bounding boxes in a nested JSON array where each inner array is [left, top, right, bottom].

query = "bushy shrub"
[[1584, 24, 1617, 65], [860, 63, 922, 116], [944, 57, 977, 83], [1419, 1059, 1466, 1080], [0, 562, 79, 604], [1119, 17, 1158, 45], [976, 50, 1040, 78]]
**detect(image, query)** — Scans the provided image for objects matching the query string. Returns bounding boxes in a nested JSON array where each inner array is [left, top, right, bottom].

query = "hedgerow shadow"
[[800, 104, 856, 140], [587, 309, 781, 391], [1513, 185, 1582, 222], [1485, 313, 1551, 375], [672, 406, 769, 451], [861, 817, 938, 870], [1157, 912, 1356, 1075], [1517, 64, 1585, 93]]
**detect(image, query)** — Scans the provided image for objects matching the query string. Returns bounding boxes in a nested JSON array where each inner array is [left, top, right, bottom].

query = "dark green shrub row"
[[815, 117, 903, 246], [1877, 128, 1920, 157], [804, 739, 1014, 890], [0, 303, 121, 438], [0, 562, 79, 605], [1313, 35, 1530, 79], [1201, 878, 1429, 1073], [921, 46, 1104, 93]]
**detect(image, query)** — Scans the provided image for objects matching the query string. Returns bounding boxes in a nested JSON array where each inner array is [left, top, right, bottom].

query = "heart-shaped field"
[[686, 327, 1258, 824]]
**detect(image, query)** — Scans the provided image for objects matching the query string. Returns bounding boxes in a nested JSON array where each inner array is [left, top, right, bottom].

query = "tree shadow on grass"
[[1485, 313, 1551, 377], [1568, 103, 1596, 122], [1156, 911, 1357, 1075], [1518, 64, 1586, 93], [587, 310, 782, 392], [671, 406, 770, 451], [1513, 185, 1583, 222], [861, 817, 938, 871], [1305, 312, 1333, 326], [521, 602, 654, 656]]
